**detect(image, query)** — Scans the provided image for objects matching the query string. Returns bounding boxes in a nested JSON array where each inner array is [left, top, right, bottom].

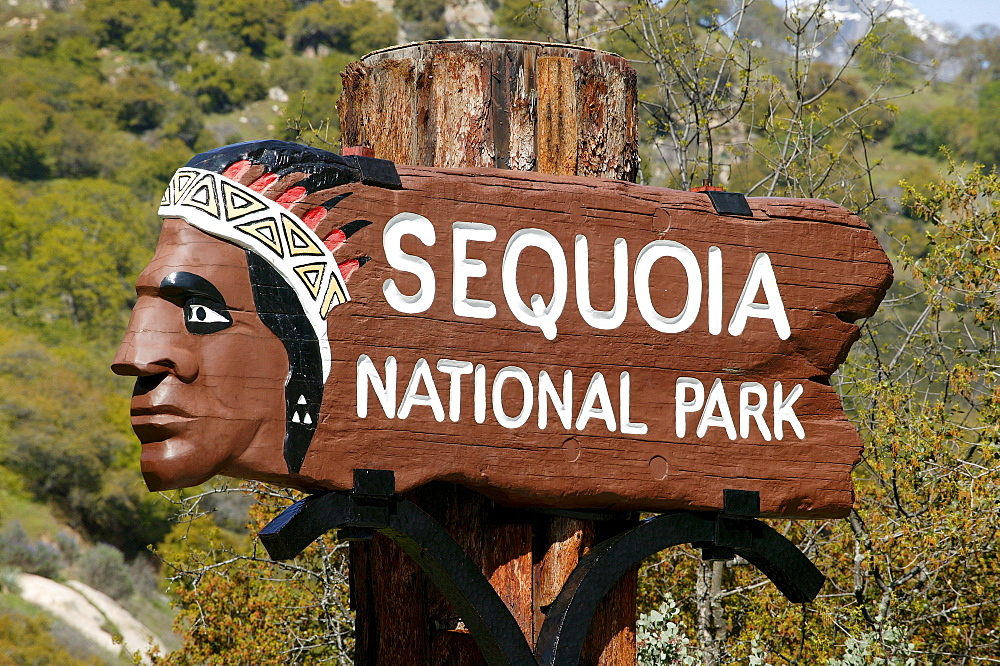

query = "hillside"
[[1, 0, 1000, 662]]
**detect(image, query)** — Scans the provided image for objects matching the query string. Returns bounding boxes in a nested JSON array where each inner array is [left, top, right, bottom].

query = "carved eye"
[[183, 300, 233, 334]]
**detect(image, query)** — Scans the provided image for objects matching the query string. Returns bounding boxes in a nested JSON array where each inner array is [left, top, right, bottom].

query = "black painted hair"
[[182, 140, 399, 474], [245, 252, 323, 473]]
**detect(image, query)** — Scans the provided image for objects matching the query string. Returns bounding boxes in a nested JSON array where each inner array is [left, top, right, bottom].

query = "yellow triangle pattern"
[[180, 174, 221, 219], [320, 276, 347, 318], [235, 218, 285, 258], [294, 263, 326, 299], [282, 214, 324, 257], [171, 171, 196, 204], [221, 181, 268, 221]]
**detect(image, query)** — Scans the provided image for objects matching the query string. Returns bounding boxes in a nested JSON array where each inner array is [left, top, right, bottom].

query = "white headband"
[[158, 167, 350, 381]]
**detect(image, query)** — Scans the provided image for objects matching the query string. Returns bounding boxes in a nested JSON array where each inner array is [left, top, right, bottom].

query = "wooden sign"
[[113, 141, 892, 519]]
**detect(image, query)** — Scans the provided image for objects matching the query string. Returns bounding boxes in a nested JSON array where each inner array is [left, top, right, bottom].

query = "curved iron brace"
[[260, 473, 536, 666], [260, 471, 825, 666], [533, 511, 824, 666]]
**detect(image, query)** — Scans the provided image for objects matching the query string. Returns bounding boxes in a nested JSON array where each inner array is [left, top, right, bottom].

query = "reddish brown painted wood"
[[339, 41, 645, 666], [309, 166, 888, 666], [232, 168, 891, 517]]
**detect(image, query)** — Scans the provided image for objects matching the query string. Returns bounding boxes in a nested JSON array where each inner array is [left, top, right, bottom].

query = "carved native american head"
[[112, 140, 399, 491]]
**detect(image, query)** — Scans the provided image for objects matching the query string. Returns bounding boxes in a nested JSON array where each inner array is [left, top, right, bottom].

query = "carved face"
[[112, 218, 289, 491]]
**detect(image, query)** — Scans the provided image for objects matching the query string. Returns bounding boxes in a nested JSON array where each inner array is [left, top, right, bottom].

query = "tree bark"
[[339, 39, 639, 665], [339, 40, 638, 180]]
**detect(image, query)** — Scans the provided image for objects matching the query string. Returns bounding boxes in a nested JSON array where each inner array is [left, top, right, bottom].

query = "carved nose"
[[111, 318, 199, 383]]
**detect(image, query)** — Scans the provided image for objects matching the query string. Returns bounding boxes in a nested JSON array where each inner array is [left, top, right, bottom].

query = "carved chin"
[[140, 440, 223, 491]]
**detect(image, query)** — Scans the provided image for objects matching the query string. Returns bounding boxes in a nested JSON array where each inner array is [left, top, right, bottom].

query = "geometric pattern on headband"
[[158, 167, 350, 381]]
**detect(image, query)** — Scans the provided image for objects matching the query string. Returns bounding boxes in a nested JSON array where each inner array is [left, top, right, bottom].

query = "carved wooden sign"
[[113, 141, 892, 519]]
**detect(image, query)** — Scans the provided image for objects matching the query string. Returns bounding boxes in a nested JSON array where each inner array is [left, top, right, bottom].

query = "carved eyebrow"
[[159, 271, 227, 305]]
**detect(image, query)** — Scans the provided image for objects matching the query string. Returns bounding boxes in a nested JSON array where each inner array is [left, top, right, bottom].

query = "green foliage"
[[0, 610, 104, 666], [175, 53, 267, 114], [0, 567, 20, 595], [683, 160, 1000, 663], [75, 544, 135, 600], [113, 69, 177, 133], [0, 521, 64, 579], [395, 0, 448, 40], [82, 0, 191, 61], [637, 597, 696, 665], [83, 0, 155, 51], [494, 0, 554, 40], [286, 0, 397, 56], [0, 179, 157, 333], [0, 327, 173, 556], [0, 53, 150, 180], [826, 623, 916, 666], [282, 51, 357, 142], [117, 139, 202, 199], [12, 12, 99, 70], [192, 0, 291, 57], [0, 98, 50, 180], [976, 80, 1000, 167], [152, 485, 353, 664], [892, 106, 979, 159], [857, 19, 929, 88]]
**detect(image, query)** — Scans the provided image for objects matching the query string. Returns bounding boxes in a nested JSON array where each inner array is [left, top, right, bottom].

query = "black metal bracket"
[[706, 190, 753, 216], [260, 471, 825, 666]]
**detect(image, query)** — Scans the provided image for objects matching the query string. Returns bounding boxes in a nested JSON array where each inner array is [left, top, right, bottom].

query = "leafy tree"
[[193, 0, 291, 58], [494, 0, 555, 40], [0, 326, 173, 555], [175, 53, 268, 113], [82, 0, 158, 51], [952, 25, 1000, 86], [286, 0, 398, 56], [976, 80, 1000, 167], [0, 98, 51, 180], [0, 521, 65, 578], [152, 484, 353, 664], [0, 179, 157, 332], [76, 543, 135, 600], [13, 12, 99, 70], [892, 106, 979, 159], [124, 2, 189, 61], [280, 52, 358, 145], [395, 0, 448, 41], [119, 138, 203, 195], [858, 19, 929, 88], [113, 69, 179, 134]]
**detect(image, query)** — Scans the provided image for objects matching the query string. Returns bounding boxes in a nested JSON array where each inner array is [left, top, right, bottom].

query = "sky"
[[904, 0, 999, 34]]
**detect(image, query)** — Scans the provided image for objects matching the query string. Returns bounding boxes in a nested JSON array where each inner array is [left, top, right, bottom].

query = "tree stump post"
[[338, 40, 639, 666]]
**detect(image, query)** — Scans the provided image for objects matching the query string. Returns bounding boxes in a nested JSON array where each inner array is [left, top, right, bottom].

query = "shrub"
[[176, 53, 267, 113], [75, 544, 134, 600], [0, 566, 20, 594], [892, 106, 978, 159], [636, 596, 695, 665], [286, 0, 397, 56], [0, 521, 64, 579], [0, 611, 103, 666]]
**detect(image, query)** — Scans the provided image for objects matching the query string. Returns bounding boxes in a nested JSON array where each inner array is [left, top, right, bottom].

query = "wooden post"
[[339, 40, 637, 180], [339, 40, 639, 665]]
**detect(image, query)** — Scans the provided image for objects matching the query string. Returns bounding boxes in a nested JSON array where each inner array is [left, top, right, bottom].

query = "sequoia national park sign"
[[112, 141, 892, 520]]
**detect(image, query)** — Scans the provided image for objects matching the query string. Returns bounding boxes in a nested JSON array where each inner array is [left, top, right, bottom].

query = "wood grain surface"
[[339, 41, 638, 180], [255, 165, 893, 519]]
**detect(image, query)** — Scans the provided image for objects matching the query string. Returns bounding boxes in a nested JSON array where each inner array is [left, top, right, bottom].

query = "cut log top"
[[339, 41, 638, 180]]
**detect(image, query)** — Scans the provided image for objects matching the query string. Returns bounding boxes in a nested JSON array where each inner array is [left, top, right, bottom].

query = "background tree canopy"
[[1, 0, 1000, 663]]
